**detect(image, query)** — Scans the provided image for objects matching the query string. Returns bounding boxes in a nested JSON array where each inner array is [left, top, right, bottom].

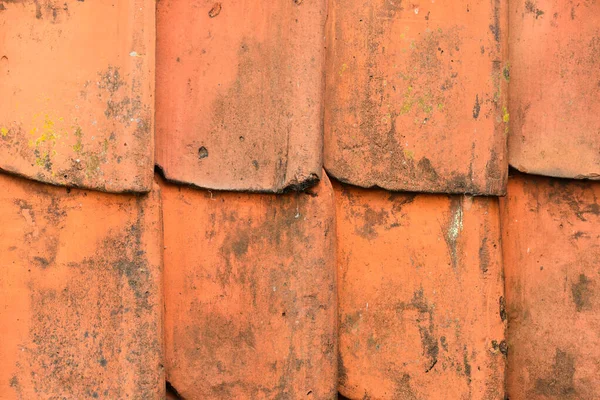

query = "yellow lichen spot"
[[399, 86, 415, 115], [0, 127, 8, 137], [339, 63, 349, 76], [502, 106, 510, 123], [437, 103, 444, 111], [72, 126, 83, 153], [403, 149, 414, 159]]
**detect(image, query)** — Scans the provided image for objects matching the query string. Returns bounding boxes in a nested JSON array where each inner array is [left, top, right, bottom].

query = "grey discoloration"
[[479, 236, 489, 273], [394, 373, 418, 400], [354, 208, 390, 240], [397, 290, 438, 374], [571, 274, 593, 312], [535, 349, 576, 397]]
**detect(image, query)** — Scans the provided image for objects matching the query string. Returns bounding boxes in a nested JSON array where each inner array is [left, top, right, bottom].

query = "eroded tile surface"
[[325, 0, 509, 194], [0, 173, 164, 398], [502, 173, 600, 399], [161, 174, 337, 398], [508, 0, 600, 179], [156, 0, 325, 192], [0, 0, 155, 193], [335, 182, 505, 399]]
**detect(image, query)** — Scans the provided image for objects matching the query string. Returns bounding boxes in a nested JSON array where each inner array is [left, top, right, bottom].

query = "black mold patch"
[[473, 95, 481, 119], [525, 0, 545, 19]]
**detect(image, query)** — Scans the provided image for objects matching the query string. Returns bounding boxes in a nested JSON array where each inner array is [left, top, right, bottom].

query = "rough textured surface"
[[156, 0, 325, 192], [161, 174, 337, 399], [0, 0, 155, 193], [0, 174, 164, 399], [325, 0, 509, 195], [335, 182, 506, 399], [508, 0, 600, 179], [502, 173, 600, 399]]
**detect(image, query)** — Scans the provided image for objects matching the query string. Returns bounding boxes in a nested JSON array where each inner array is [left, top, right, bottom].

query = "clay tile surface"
[[334, 182, 506, 399], [324, 0, 509, 195], [508, 0, 600, 179], [155, 0, 325, 193], [501, 173, 600, 399], [0, 174, 164, 399], [160, 174, 337, 398], [0, 0, 155, 193]]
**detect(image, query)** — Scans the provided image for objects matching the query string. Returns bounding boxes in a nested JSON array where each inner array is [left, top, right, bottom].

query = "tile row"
[[2, 170, 598, 399], [1, 0, 598, 195]]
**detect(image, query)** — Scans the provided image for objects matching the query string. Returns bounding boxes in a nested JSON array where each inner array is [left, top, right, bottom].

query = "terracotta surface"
[[325, 0, 509, 195], [0, 174, 164, 398], [508, 0, 600, 179], [161, 174, 337, 398], [156, 0, 326, 192], [501, 173, 600, 399], [0, 0, 155, 193], [335, 182, 506, 399]]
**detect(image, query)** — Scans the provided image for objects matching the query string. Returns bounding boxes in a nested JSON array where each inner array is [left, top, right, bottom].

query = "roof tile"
[[325, 1, 508, 194], [508, 0, 600, 179], [155, 0, 326, 192], [0, 0, 155, 193], [502, 173, 600, 398], [0, 173, 164, 398], [161, 173, 337, 398], [335, 182, 505, 398]]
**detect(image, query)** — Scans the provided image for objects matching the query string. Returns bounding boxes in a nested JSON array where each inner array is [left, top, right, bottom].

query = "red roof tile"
[[160, 173, 337, 398], [502, 173, 600, 399], [0, 0, 155, 193], [0, 173, 164, 397], [325, 1, 509, 194], [334, 182, 505, 399], [508, 0, 600, 179], [155, 0, 326, 192]]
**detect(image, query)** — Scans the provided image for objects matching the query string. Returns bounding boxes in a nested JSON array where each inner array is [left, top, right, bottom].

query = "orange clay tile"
[[0, 0, 155, 193], [160, 174, 337, 399], [325, 0, 509, 195], [334, 182, 505, 399], [155, 0, 326, 193], [508, 0, 600, 179], [0, 173, 164, 398], [501, 173, 600, 399]]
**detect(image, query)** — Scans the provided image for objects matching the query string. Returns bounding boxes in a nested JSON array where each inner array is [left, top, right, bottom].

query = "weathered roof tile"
[[161, 173, 337, 398], [502, 173, 600, 399], [0, 0, 155, 193], [508, 0, 600, 179], [0, 173, 164, 398], [325, 0, 509, 194], [156, 0, 326, 192], [335, 182, 505, 399]]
